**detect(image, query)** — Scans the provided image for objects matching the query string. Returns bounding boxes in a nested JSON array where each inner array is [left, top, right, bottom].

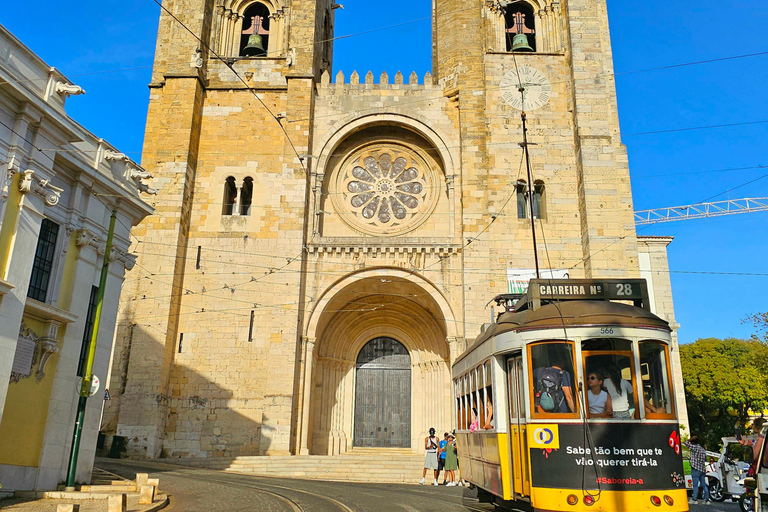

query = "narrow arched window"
[[223, 176, 237, 216], [240, 177, 254, 216], [516, 180, 528, 219], [240, 3, 271, 57], [516, 180, 546, 219], [505, 2, 536, 52], [533, 180, 546, 219]]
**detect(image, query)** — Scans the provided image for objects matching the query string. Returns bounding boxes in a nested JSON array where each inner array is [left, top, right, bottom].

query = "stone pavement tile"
[[0, 494, 165, 512]]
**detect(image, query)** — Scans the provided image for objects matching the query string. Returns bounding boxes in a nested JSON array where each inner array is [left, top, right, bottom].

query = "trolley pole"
[[65, 207, 117, 488], [519, 107, 541, 279]]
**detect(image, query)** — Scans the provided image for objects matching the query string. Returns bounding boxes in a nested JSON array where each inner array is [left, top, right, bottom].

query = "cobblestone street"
[[90, 459, 745, 512], [95, 459, 495, 512]]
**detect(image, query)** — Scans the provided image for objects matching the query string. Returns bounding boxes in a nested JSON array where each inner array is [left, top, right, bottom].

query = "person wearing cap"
[[444, 433, 459, 486], [420, 427, 441, 485], [437, 432, 449, 484]]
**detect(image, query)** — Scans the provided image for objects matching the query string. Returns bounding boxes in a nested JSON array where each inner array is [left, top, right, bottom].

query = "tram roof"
[[457, 279, 671, 364]]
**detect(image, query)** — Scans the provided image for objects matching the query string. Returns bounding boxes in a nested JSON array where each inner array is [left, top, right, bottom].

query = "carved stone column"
[[446, 174, 456, 237], [297, 336, 315, 455], [534, 12, 544, 53]]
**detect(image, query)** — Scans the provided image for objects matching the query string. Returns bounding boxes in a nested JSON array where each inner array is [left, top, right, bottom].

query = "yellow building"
[[0, 24, 153, 491], [103, 0, 686, 464]]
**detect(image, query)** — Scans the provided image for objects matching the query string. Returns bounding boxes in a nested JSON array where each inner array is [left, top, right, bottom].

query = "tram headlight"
[[663, 495, 674, 506], [566, 494, 578, 506], [583, 495, 595, 506], [650, 495, 662, 507]]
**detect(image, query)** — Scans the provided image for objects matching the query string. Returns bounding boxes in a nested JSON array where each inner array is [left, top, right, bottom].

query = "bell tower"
[[108, 0, 336, 457]]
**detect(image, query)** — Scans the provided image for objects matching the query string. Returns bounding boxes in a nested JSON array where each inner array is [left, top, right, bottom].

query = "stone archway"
[[296, 270, 459, 455]]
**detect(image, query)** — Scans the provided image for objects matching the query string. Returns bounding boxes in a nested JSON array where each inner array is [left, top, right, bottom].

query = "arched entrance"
[[296, 269, 462, 456], [353, 337, 411, 448]]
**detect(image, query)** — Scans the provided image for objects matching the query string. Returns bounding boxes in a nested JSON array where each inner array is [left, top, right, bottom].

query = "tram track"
[[347, 482, 492, 512], [166, 468, 356, 512], [97, 459, 490, 512]]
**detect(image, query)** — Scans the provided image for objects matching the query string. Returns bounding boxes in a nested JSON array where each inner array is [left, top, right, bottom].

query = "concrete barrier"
[[139, 485, 155, 505], [107, 493, 127, 512], [136, 473, 149, 488]]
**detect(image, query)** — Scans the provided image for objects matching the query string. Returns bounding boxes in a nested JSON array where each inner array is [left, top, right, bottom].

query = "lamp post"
[[65, 207, 117, 488]]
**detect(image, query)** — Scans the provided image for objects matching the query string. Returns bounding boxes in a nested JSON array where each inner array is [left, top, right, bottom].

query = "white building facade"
[[0, 23, 153, 491]]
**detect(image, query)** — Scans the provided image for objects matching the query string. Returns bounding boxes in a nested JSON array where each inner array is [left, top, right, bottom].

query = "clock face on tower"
[[499, 66, 552, 111]]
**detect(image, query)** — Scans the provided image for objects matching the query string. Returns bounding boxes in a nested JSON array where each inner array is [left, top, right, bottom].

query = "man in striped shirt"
[[685, 435, 711, 505]]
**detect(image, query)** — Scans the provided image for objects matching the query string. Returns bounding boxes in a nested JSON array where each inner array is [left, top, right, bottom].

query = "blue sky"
[[2, 0, 767, 344]]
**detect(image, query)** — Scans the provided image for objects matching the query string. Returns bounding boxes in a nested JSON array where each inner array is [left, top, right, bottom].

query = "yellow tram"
[[452, 279, 688, 511]]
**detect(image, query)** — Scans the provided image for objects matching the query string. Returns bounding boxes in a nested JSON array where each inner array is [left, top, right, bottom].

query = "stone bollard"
[[139, 485, 155, 505], [107, 493, 127, 512], [135, 473, 149, 488], [56, 505, 79, 512], [147, 477, 160, 491]]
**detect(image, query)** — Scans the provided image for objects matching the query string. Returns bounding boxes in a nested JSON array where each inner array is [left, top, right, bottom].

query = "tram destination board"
[[528, 423, 685, 491], [528, 279, 650, 309]]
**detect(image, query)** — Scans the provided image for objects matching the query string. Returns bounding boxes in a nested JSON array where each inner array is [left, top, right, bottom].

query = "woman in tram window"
[[483, 391, 494, 430], [587, 371, 613, 418], [603, 364, 634, 419]]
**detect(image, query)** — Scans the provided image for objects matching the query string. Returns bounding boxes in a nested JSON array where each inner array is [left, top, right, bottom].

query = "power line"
[[623, 120, 768, 137]]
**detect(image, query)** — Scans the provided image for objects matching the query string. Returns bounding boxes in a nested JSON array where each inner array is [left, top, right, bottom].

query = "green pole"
[[66, 208, 117, 488]]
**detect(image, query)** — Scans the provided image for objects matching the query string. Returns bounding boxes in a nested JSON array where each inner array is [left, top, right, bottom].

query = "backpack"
[[536, 367, 564, 412]]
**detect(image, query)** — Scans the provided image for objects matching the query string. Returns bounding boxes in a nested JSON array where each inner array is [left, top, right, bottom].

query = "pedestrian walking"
[[684, 434, 711, 505], [438, 432, 449, 484], [420, 427, 441, 485], [444, 434, 459, 485]]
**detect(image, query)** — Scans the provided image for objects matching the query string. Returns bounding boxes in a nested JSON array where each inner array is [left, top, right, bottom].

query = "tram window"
[[762, 440, 768, 469], [582, 338, 638, 420], [455, 380, 462, 430], [529, 341, 578, 417], [507, 359, 519, 419], [483, 361, 494, 430], [639, 341, 674, 416]]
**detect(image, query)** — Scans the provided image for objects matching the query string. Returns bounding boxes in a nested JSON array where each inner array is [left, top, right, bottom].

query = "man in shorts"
[[438, 432, 449, 484], [420, 427, 441, 485]]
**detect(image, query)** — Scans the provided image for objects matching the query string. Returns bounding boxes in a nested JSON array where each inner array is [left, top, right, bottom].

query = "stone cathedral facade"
[[104, 0, 687, 459]]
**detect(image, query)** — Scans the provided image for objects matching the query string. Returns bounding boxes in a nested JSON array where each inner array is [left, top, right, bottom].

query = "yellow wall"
[[0, 318, 58, 467], [57, 234, 80, 311], [0, 173, 22, 279], [0, 230, 79, 466]]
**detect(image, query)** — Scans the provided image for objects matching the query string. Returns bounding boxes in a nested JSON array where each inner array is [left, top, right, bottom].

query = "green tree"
[[680, 338, 768, 450]]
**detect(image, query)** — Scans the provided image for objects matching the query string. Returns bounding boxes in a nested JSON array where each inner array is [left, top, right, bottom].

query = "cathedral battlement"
[[319, 70, 437, 90]]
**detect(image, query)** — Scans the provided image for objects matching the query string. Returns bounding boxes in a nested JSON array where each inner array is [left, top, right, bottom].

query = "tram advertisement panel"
[[528, 423, 685, 491]]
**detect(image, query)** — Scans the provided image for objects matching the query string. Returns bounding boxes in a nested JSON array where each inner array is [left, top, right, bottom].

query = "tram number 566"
[[615, 283, 633, 296], [600, 327, 614, 335]]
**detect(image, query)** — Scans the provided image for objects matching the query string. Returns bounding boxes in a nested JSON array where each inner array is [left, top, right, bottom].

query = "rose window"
[[334, 146, 436, 236]]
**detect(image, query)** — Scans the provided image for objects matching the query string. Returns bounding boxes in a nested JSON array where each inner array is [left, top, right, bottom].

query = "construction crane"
[[635, 197, 768, 225]]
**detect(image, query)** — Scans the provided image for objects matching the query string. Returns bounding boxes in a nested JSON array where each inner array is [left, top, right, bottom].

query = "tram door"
[[507, 355, 531, 496]]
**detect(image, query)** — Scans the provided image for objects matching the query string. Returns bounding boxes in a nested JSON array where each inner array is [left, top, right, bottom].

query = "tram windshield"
[[529, 341, 578, 418], [528, 338, 676, 420], [640, 341, 675, 416], [582, 338, 638, 419]]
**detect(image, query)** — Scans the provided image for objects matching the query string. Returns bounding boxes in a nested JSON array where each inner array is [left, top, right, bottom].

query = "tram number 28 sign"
[[532, 279, 647, 301]]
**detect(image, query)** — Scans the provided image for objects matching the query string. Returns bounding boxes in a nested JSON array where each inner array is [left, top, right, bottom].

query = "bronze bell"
[[243, 34, 266, 56], [511, 33, 534, 52]]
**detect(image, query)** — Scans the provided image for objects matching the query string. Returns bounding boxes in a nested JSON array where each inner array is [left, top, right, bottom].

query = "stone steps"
[[174, 451, 429, 483]]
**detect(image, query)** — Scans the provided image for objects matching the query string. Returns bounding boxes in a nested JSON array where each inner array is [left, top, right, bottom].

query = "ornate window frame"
[[486, 0, 563, 54], [330, 142, 441, 237], [213, 0, 287, 58]]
